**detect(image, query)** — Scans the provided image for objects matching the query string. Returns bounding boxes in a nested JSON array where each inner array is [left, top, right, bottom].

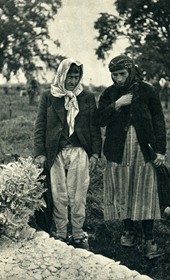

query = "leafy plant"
[[0, 0, 64, 81], [0, 156, 46, 239], [94, 0, 170, 79]]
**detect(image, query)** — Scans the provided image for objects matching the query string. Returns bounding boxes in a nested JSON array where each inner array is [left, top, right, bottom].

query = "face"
[[65, 73, 81, 91], [111, 69, 129, 87]]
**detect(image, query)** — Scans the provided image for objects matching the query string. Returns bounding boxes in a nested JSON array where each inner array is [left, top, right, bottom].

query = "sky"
[[0, 0, 129, 86], [48, 0, 129, 86]]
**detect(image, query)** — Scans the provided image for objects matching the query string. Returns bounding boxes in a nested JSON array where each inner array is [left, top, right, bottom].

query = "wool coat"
[[34, 89, 102, 170], [94, 81, 166, 163]]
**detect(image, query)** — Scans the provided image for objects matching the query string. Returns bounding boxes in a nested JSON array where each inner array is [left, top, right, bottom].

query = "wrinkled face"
[[65, 73, 81, 91], [111, 68, 129, 87]]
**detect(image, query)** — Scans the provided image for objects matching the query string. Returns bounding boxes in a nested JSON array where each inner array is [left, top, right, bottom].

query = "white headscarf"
[[51, 58, 83, 136]]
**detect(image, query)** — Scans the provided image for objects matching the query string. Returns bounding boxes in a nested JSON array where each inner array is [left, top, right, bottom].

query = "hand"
[[89, 154, 99, 171], [153, 153, 165, 167], [35, 155, 46, 168], [115, 94, 133, 109]]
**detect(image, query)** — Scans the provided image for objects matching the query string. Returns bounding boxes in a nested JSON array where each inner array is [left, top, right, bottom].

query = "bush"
[[0, 157, 46, 239]]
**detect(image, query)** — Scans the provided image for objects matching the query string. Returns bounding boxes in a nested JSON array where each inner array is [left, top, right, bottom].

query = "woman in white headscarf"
[[34, 58, 102, 249]]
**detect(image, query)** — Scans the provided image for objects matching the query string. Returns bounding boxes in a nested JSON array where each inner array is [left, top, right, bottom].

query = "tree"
[[94, 0, 170, 79], [0, 0, 65, 82]]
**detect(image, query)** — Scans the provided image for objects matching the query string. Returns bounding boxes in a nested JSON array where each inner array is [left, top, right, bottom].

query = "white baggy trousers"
[[50, 147, 90, 239]]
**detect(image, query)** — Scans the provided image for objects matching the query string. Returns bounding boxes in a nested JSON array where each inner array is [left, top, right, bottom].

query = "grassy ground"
[[0, 88, 170, 280], [0, 89, 36, 160]]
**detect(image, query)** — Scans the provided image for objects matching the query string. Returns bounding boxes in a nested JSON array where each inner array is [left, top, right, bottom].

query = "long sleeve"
[[148, 87, 166, 155], [89, 94, 102, 156], [34, 91, 48, 157], [94, 88, 120, 127]]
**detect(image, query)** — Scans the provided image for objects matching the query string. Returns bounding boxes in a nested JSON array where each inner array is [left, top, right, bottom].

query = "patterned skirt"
[[104, 125, 161, 221]]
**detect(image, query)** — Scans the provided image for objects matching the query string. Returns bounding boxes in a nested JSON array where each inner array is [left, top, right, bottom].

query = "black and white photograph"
[[0, 1, 170, 279]]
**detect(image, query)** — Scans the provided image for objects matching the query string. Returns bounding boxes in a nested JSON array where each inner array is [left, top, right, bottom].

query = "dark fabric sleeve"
[[94, 88, 120, 127], [89, 94, 102, 156], [148, 86, 166, 155], [34, 91, 48, 157]]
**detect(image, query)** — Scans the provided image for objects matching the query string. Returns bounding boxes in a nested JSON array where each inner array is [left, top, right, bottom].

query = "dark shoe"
[[120, 231, 135, 247], [144, 240, 164, 260], [56, 236, 67, 243], [50, 232, 67, 243], [72, 232, 89, 250]]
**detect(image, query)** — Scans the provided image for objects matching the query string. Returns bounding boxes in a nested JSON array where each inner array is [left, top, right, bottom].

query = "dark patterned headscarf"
[[109, 54, 134, 72], [108, 54, 142, 90]]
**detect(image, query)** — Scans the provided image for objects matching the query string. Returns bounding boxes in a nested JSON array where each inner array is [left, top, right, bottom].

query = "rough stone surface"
[[0, 231, 153, 280]]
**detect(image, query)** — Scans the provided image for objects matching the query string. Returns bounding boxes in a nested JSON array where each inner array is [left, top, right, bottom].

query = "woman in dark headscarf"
[[95, 54, 166, 259]]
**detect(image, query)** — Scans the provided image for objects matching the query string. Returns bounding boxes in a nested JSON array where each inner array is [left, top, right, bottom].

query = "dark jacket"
[[94, 81, 166, 163], [34, 90, 102, 170]]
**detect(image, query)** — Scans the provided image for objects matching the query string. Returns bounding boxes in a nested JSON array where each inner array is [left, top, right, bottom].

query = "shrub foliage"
[[0, 157, 46, 238]]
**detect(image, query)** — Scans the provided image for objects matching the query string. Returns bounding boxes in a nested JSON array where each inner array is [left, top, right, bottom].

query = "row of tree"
[[0, 0, 169, 84]]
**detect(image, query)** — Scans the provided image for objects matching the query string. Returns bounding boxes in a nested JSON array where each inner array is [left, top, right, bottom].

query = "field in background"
[[0, 87, 35, 160]]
